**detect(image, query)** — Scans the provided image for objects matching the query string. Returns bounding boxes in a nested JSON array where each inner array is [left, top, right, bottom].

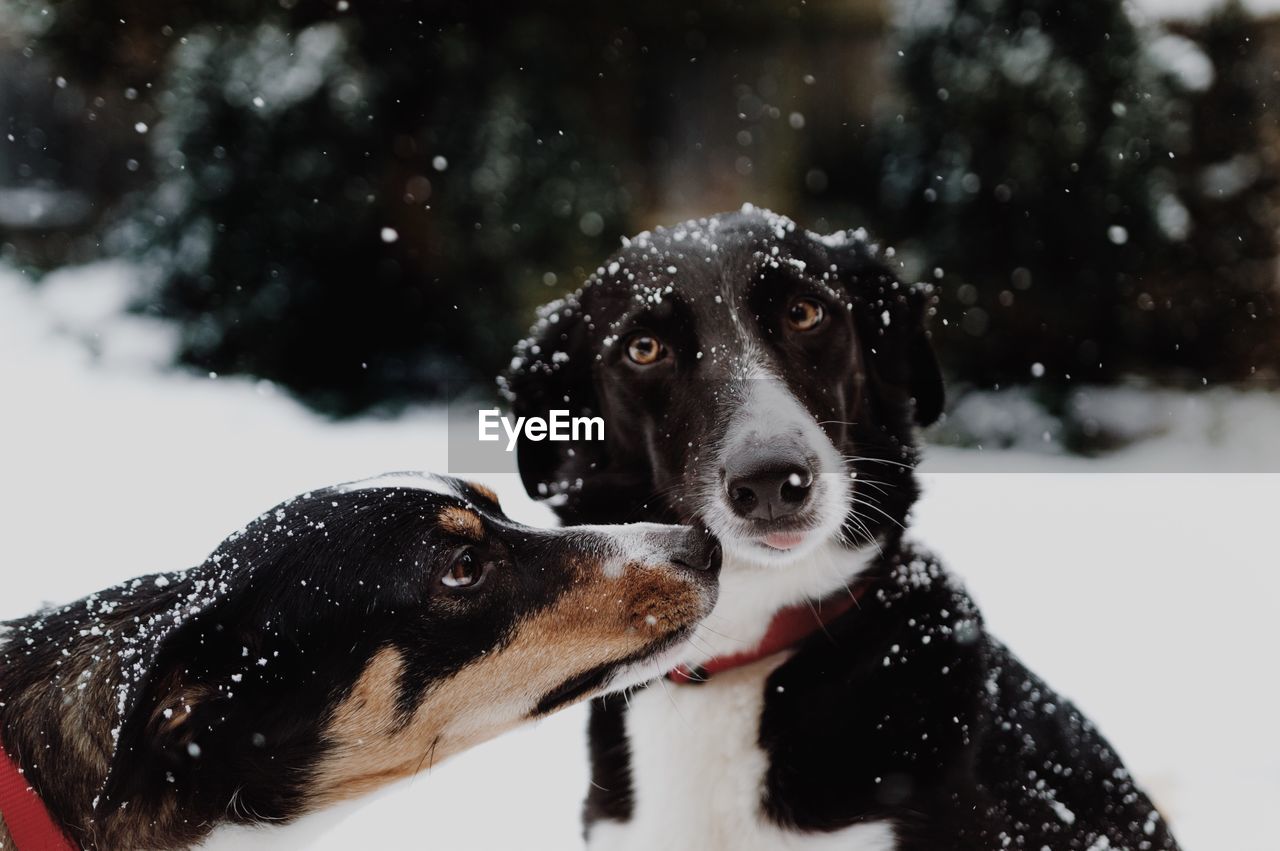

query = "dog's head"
[[92, 473, 718, 826], [503, 207, 942, 567]]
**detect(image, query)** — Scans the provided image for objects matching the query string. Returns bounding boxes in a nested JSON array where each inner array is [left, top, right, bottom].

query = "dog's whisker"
[[849, 496, 906, 531], [841, 454, 919, 470], [843, 508, 874, 537], [685, 629, 719, 659], [825, 540, 869, 614], [653, 666, 691, 725], [847, 486, 891, 512], [803, 596, 847, 644], [850, 476, 894, 494], [687, 619, 742, 643], [842, 513, 884, 557], [409, 733, 442, 784]]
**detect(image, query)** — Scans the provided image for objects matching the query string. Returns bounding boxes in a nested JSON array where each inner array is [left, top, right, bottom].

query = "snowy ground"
[[1, 263, 1277, 850], [1132, 0, 1280, 23]]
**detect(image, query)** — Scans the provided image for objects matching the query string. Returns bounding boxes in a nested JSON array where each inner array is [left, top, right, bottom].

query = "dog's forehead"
[[578, 217, 760, 320], [583, 208, 867, 315], [605, 209, 800, 277]]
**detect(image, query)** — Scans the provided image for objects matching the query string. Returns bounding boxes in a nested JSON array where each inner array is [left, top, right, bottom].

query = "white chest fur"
[[585, 653, 897, 851], [586, 543, 894, 850], [684, 541, 877, 666]]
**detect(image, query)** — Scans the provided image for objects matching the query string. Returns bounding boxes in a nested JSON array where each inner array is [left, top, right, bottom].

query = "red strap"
[[0, 738, 77, 851], [669, 584, 867, 684]]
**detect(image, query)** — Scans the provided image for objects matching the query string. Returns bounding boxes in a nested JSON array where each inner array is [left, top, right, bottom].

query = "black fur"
[[582, 693, 634, 827], [757, 553, 1174, 849], [505, 208, 1180, 849]]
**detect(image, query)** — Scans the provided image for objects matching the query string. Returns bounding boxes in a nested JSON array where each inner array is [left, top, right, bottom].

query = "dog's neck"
[[0, 579, 224, 850], [0, 617, 130, 848], [683, 539, 880, 668]]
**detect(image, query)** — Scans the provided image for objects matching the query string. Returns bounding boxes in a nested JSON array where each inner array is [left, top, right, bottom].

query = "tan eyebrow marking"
[[438, 505, 485, 540], [465, 481, 500, 505]]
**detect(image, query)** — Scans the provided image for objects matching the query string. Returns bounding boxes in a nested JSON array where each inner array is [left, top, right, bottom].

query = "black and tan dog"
[[0, 472, 719, 850], [504, 207, 1180, 850]]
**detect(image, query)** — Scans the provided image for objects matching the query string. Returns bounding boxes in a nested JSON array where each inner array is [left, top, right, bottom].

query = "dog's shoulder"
[[758, 545, 992, 822], [762, 546, 1177, 849], [779, 542, 990, 689], [969, 637, 1179, 850]]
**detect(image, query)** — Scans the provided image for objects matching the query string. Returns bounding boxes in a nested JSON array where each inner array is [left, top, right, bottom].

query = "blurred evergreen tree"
[[869, 0, 1275, 389], [22, 1, 669, 414], [1150, 2, 1279, 379], [14, 0, 1279, 413]]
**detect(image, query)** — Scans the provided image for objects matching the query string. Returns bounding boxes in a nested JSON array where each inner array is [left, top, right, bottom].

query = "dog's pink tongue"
[[763, 531, 806, 550]]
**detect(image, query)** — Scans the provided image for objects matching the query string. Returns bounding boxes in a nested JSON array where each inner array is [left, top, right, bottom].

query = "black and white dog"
[[504, 207, 1180, 850], [0, 473, 719, 850]]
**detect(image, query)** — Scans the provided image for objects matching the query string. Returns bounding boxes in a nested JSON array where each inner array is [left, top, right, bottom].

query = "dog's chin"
[[704, 479, 851, 569], [599, 633, 701, 694], [719, 529, 827, 568]]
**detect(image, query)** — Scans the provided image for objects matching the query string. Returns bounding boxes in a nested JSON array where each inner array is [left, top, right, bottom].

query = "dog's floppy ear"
[[501, 296, 609, 502], [97, 508, 360, 820], [97, 491, 438, 822], [824, 237, 944, 427], [906, 289, 947, 427], [897, 283, 945, 426], [90, 555, 251, 818]]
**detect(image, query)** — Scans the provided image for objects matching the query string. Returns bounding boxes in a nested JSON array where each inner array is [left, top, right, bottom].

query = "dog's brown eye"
[[441, 549, 490, 590], [786, 297, 826, 332], [626, 334, 667, 366]]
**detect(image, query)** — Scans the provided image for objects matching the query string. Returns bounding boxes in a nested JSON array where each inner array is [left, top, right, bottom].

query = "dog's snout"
[[725, 454, 814, 521], [667, 528, 723, 578]]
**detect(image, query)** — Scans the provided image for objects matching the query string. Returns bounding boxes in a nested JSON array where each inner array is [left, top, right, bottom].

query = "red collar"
[[0, 738, 77, 851], [668, 585, 867, 684]]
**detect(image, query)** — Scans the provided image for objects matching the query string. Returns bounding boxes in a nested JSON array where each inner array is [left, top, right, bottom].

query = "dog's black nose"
[[669, 528, 723, 578], [725, 458, 813, 521]]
